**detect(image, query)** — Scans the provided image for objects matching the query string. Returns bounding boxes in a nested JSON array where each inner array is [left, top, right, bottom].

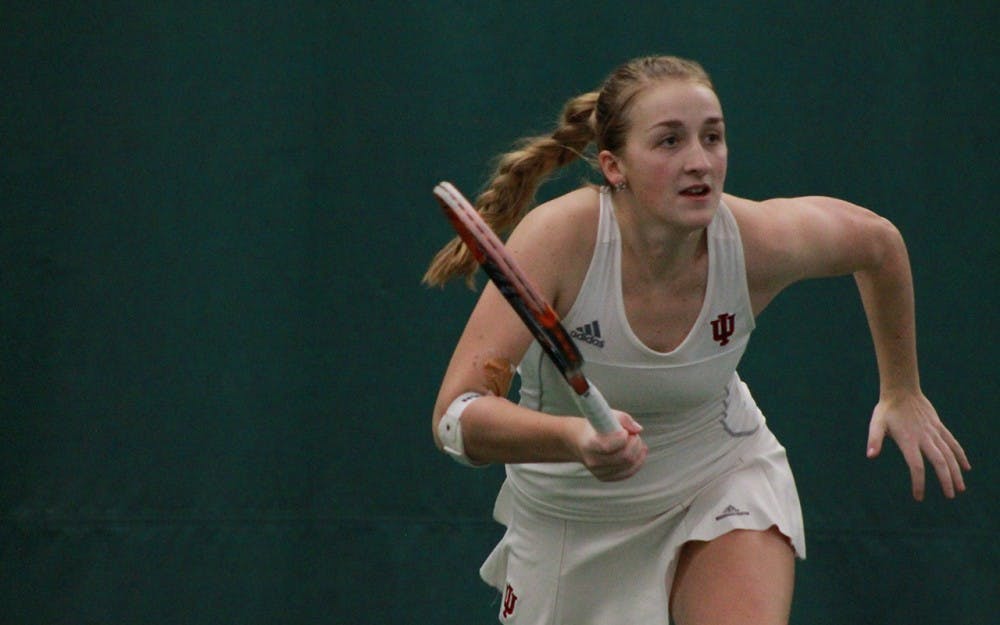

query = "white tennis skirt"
[[479, 426, 806, 625]]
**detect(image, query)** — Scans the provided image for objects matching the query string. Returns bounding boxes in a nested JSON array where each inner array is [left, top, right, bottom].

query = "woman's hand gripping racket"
[[432, 181, 621, 434]]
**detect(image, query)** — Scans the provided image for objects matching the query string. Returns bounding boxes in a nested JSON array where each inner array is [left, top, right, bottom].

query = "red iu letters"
[[502, 583, 518, 619], [711, 313, 736, 346]]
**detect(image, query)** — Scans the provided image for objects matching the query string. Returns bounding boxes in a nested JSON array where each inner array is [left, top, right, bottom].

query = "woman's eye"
[[660, 135, 679, 147]]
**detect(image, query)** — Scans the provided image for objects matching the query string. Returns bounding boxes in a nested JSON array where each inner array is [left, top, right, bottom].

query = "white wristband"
[[438, 392, 487, 467]]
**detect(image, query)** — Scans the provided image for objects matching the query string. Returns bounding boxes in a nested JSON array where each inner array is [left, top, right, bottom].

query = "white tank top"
[[508, 188, 767, 520]]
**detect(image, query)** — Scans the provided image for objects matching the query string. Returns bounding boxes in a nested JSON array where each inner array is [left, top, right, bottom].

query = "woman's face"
[[608, 79, 728, 230]]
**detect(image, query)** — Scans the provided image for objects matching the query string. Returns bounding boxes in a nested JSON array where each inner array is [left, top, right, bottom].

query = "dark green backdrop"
[[2, 2, 997, 624]]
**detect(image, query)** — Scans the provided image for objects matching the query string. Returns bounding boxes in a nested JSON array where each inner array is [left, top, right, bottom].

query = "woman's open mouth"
[[680, 184, 711, 198]]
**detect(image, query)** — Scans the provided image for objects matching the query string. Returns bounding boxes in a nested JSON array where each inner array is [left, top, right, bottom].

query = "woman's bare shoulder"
[[724, 192, 799, 257], [510, 186, 601, 251], [506, 186, 602, 312], [724, 192, 896, 313]]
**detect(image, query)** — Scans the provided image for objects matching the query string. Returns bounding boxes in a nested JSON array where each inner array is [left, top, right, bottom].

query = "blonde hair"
[[423, 55, 714, 287]]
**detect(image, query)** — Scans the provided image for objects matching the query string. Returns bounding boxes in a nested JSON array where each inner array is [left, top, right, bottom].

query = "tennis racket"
[[432, 181, 621, 433]]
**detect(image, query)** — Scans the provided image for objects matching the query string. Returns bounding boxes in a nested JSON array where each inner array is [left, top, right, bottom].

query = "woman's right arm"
[[431, 192, 647, 480], [432, 282, 647, 480]]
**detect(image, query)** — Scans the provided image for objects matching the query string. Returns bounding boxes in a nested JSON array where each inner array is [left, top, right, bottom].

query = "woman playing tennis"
[[424, 55, 970, 625]]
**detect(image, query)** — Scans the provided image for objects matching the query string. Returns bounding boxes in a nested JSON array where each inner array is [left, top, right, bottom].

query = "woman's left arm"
[[851, 218, 971, 500], [732, 194, 971, 500]]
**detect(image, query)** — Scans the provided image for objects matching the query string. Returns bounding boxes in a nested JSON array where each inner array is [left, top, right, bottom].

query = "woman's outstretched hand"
[[867, 392, 971, 501]]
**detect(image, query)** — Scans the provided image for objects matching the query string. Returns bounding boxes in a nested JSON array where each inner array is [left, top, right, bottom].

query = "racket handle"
[[574, 382, 622, 433]]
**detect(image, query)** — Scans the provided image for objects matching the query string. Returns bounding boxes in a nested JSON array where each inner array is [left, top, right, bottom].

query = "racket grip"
[[574, 382, 622, 433]]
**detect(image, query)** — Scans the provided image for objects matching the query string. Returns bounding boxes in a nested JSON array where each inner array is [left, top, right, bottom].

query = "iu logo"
[[710, 313, 736, 346], [502, 583, 518, 619]]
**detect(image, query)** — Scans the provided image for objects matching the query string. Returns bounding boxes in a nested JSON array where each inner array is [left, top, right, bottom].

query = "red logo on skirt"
[[502, 583, 518, 619]]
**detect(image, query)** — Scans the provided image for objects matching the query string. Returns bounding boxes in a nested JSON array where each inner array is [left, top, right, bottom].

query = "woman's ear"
[[598, 149, 625, 187]]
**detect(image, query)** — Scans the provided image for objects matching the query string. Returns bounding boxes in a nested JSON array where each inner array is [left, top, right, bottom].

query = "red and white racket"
[[432, 181, 621, 433]]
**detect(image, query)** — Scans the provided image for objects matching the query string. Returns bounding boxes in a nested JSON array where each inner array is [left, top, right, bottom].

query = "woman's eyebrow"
[[647, 116, 725, 131]]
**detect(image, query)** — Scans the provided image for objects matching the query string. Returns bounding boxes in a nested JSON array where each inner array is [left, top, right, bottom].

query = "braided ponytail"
[[422, 91, 600, 288]]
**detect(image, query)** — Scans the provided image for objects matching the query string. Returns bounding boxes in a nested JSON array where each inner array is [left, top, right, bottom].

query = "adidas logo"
[[570, 320, 605, 348], [714, 504, 750, 521]]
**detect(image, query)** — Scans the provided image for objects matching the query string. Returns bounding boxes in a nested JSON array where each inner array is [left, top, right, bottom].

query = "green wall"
[[2, 2, 996, 623]]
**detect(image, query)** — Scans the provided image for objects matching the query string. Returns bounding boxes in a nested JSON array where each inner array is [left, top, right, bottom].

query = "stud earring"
[[614, 180, 628, 192]]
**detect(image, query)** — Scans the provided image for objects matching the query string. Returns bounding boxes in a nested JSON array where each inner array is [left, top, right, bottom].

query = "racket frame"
[[432, 181, 620, 433]]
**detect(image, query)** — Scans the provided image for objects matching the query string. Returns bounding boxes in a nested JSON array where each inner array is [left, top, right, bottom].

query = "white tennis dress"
[[480, 188, 805, 624]]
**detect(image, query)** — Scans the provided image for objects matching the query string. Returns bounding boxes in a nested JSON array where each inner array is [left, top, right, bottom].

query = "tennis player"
[[425, 55, 970, 625]]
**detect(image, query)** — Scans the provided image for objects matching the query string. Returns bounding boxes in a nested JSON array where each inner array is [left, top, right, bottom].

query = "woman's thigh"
[[669, 526, 795, 625]]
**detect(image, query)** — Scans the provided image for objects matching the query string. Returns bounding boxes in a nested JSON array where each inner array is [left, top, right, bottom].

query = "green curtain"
[[2, 2, 996, 623]]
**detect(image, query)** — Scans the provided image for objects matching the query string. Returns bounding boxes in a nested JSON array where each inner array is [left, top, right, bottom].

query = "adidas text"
[[570, 320, 605, 348]]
